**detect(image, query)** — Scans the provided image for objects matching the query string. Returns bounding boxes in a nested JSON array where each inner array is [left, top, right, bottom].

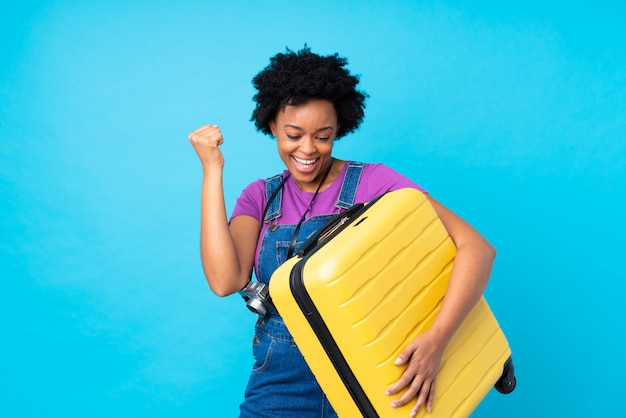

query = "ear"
[[269, 120, 277, 137]]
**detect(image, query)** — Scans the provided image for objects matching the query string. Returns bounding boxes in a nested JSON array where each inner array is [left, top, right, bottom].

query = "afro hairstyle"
[[250, 46, 368, 139]]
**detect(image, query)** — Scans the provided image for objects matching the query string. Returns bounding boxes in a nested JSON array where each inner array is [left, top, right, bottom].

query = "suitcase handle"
[[296, 202, 366, 257]]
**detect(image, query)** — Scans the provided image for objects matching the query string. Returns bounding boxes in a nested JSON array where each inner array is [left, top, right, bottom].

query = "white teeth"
[[293, 156, 317, 165]]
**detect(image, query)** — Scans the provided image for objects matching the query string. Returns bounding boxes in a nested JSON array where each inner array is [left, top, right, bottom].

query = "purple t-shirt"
[[230, 161, 426, 273]]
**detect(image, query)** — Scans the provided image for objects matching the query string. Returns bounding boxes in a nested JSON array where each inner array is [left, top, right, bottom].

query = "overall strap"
[[263, 173, 285, 223], [335, 161, 365, 210]]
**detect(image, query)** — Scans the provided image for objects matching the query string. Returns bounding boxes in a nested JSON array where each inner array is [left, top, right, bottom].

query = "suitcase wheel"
[[494, 356, 516, 394]]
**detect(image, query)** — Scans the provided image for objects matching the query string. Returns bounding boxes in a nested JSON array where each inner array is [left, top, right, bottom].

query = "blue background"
[[2, 1, 624, 416]]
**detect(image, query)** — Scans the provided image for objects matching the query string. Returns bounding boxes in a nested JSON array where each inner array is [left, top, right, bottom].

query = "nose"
[[300, 136, 316, 154]]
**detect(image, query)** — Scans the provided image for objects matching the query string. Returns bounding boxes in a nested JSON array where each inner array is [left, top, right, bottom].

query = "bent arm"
[[386, 194, 496, 414], [425, 194, 496, 345], [188, 124, 259, 296], [198, 167, 259, 296]]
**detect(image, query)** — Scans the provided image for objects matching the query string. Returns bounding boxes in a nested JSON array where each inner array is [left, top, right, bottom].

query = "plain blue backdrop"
[[2, 1, 625, 417]]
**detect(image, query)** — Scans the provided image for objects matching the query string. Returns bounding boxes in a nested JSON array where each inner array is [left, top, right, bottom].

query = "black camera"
[[238, 281, 277, 317]]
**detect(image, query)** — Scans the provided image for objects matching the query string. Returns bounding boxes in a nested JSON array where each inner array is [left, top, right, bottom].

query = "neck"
[[295, 158, 335, 192]]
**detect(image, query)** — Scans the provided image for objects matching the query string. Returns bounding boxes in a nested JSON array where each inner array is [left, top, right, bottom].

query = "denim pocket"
[[251, 331, 275, 374], [275, 240, 303, 266]]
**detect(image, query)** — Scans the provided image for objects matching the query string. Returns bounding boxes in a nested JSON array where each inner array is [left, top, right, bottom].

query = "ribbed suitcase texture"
[[269, 188, 513, 417]]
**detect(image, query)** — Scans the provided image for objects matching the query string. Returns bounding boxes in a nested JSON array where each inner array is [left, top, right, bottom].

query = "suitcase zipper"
[[290, 253, 379, 417], [287, 195, 390, 417]]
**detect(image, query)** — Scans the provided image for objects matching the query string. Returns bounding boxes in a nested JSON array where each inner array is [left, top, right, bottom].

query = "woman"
[[188, 46, 496, 418]]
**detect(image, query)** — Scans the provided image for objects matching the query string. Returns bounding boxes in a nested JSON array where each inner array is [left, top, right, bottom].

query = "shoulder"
[[242, 168, 288, 195], [240, 178, 266, 199], [232, 169, 289, 218], [231, 178, 267, 222], [361, 162, 409, 181], [356, 162, 426, 199]]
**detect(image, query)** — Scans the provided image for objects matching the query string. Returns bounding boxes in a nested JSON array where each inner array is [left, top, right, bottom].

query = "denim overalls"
[[239, 162, 364, 418]]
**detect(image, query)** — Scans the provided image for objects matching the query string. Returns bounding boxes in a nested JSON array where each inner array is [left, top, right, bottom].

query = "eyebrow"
[[284, 124, 333, 132]]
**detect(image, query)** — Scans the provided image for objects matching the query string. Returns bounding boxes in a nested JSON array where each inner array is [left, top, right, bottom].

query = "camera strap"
[[261, 159, 335, 259], [287, 158, 334, 259], [261, 173, 289, 223]]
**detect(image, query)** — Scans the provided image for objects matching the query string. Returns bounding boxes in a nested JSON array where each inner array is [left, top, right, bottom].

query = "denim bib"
[[239, 162, 364, 418], [256, 161, 364, 285]]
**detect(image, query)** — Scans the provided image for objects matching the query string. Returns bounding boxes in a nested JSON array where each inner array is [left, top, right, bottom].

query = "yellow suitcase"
[[269, 188, 515, 417]]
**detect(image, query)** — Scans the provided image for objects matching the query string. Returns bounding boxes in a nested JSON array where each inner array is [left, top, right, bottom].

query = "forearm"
[[199, 167, 249, 296], [424, 195, 496, 345], [428, 238, 495, 345]]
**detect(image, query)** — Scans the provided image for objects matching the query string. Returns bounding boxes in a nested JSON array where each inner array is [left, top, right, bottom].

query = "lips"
[[291, 155, 319, 172]]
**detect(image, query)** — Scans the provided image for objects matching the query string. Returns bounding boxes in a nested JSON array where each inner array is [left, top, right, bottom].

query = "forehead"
[[276, 99, 338, 127]]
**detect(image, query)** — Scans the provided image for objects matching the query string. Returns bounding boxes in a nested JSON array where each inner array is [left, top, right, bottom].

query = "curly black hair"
[[250, 46, 368, 139]]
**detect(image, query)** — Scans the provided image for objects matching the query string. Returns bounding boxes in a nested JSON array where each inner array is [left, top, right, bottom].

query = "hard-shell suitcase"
[[269, 188, 515, 417]]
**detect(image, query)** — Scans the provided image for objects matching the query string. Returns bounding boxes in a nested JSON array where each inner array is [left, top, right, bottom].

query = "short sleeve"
[[355, 163, 426, 203], [230, 179, 266, 223]]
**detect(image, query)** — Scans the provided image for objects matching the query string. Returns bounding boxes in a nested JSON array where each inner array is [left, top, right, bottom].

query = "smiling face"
[[269, 99, 340, 192]]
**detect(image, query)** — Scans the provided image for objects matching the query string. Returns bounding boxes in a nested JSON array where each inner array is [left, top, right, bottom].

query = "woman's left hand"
[[385, 328, 447, 416]]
